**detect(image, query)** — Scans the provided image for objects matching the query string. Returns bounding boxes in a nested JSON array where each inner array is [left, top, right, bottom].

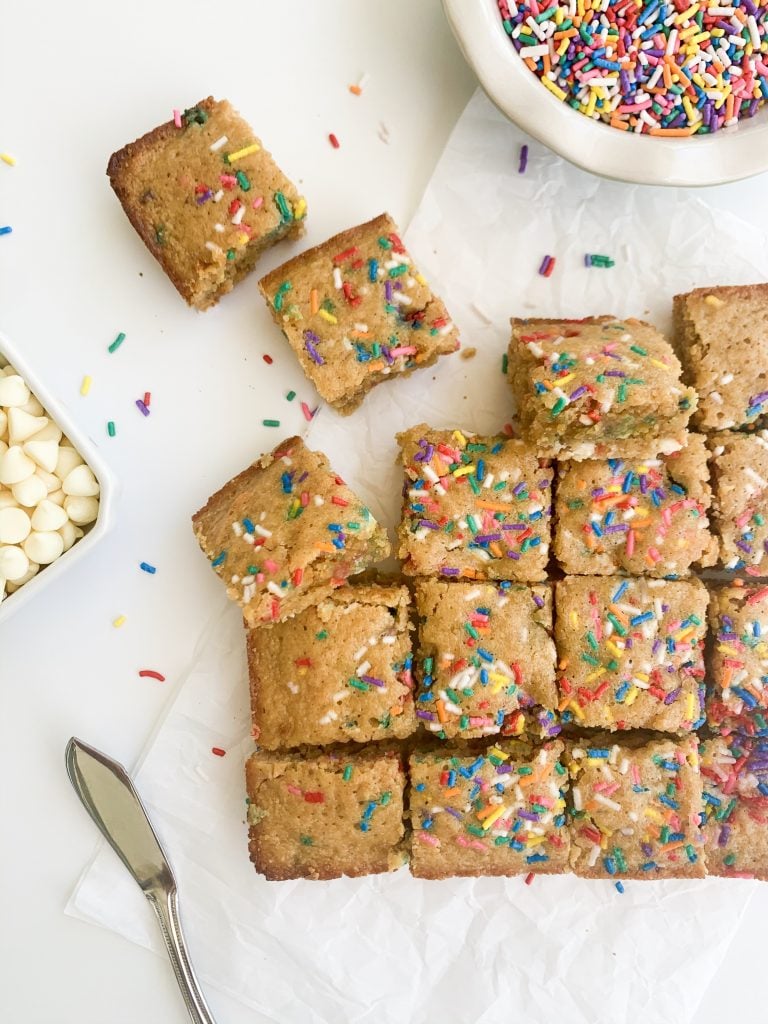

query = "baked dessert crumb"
[[708, 583, 768, 738], [709, 431, 768, 575]]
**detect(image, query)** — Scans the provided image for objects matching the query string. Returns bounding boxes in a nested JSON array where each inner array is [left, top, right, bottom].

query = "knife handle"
[[147, 886, 217, 1024]]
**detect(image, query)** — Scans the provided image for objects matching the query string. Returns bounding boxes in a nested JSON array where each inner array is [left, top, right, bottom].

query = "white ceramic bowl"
[[443, 0, 768, 186], [0, 331, 118, 624]]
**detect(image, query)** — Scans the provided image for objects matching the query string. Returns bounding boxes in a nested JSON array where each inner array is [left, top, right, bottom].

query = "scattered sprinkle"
[[139, 669, 166, 682], [173, 109, 182, 128], [227, 142, 261, 162], [539, 255, 556, 278], [112, 615, 127, 628], [329, 133, 341, 149], [107, 420, 116, 438], [263, 354, 274, 365], [139, 562, 157, 574], [518, 144, 528, 174], [136, 399, 150, 417], [80, 375, 93, 397], [301, 401, 317, 422], [586, 254, 616, 268], [263, 419, 281, 428], [108, 332, 126, 354], [524, 872, 535, 886], [1, 153, 16, 166], [211, 747, 226, 757], [349, 73, 370, 96], [286, 390, 296, 402], [143, 391, 151, 407], [0, 226, 13, 236]]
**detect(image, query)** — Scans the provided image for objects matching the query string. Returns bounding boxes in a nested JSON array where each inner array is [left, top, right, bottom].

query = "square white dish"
[[0, 330, 118, 624]]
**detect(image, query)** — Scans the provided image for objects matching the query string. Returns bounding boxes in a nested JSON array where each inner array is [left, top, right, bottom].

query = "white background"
[[1, 2, 767, 1022]]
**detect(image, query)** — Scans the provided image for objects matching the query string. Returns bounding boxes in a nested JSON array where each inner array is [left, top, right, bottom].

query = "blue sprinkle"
[[139, 561, 156, 574]]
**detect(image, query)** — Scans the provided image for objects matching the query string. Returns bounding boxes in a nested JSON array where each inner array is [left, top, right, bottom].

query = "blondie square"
[[413, 579, 557, 741], [567, 735, 706, 880], [258, 214, 459, 414], [191, 436, 389, 626], [554, 435, 716, 576], [408, 740, 570, 878], [247, 582, 416, 749], [708, 584, 768, 737], [555, 576, 707, 732], [245, 749, 407, 880], [709, 431, 768, 574], [673, 284, 768, 431], [397, 425, 553, 582], [107, 97, 306, 310], [700, 735, 768, 880], [508, 317, 696, 460]]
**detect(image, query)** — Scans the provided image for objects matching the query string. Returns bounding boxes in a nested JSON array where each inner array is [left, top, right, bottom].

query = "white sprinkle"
[[287, 681, 299, 695], [204, 241, 223, 254], [212, 189, 224, 203], [266, 581, 283, 598], [231, 521, 243, 536], [209, 135, 228, 152], [333, 267, 343, 290], [214, 223, 225, 233], [254, 524, 272, 538], [232, 205, 245, 225]]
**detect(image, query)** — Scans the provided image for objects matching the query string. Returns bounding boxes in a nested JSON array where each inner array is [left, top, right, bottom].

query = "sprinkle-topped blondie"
[[408, 740, 570, 878], [554, 435, 716, 577], [567, 735, 705, 881], [555, 576, 707, 732], [673, 284, 768, 432], [700, 735, 768, 880], [258, 213, 459, 414], [245, 749, 407, 880], [107, 97, 306, 310], [708, 584, 768, 738], [191, 436, 389, 626], [414, 579, 557, 740], [247, 582, 415, 749], [508, 317, 697, 460], [709, 431, 768, 575], [397, 425, 553, 582]]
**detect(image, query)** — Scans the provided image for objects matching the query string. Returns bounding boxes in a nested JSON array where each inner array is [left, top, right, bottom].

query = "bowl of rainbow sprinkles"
[[443, 0, 768, 185]]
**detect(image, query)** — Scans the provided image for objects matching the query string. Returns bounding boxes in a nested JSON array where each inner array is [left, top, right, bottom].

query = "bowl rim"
[[0, 328, 118, 624], [443, 0, 768, 187]]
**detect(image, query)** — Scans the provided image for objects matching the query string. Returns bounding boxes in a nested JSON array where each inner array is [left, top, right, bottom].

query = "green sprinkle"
[[380, 791, 392, 805], [617, 383, 627, 403], [466, 824, 484, 838], [274, 190, 292, 221], [502, 353, 508, 375], [247, 566, 258, 574], [343, 764, 353, 782], [263, 419, 280, 427], [183, 106, 208, 126], [315, 629, 328, 640], [286, 390, 296, 401], [586, 631, 599, 651], [348, 677, 370, 692], [299, 835, 313, 846], [459, 715, 469, 731], [551, 397, 567, 417], [236, 170, 251, 191], [606, 612, 627, 636], [108, 332, 126, 354], [388, 264, 408, 277], [377, 236, 393, 250], [755, 514, 765, 526], [226, 248, 236, 261], [107, 421, 116, 438], [723, 852, 736, 866]]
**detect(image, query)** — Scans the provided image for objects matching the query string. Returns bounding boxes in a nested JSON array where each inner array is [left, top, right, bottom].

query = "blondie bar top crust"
[[709, 431, 768, 575], [259, 213, 459, 414], [708, 584, 768, 738], [554, 436, 716, 577], [700, 736, 768, 880], [397, 425, 553, 582], [408, 741, 569, 878], [673, 284, 768, 432], [108, 98, 306, 310], [567, 735, 705, 880], [555, 576, 708, 732], [246, 750, 406, 881], [191, 436, 390, 627], [508, 317, 697, 460], [414, 579, 557, 741], [247, 583, 416, 749]]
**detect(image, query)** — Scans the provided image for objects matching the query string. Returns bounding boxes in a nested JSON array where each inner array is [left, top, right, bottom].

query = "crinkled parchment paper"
[[68, 90, 768, 1024]]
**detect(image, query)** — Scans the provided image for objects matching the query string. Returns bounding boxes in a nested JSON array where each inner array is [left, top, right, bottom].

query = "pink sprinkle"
[[418, 832, 440, 847], [220, 173, 237, 188], [286, 784, 302, 796], [388, 346, 418, 357], [173, 109, 182, 128], [264, 559, 279, 573], [301, 401, 316, 422], [252, 196, 264, 209]]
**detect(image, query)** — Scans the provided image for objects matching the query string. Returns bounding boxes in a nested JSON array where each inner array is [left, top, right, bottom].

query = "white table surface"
[[1, 2, 766, 1021]]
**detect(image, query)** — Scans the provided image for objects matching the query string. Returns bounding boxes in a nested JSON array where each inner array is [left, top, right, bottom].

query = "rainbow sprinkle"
[[498, 0, 768, 134]]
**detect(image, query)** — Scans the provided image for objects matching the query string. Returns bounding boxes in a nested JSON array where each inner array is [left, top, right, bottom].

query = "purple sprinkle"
[[416, 710, 436, 721], [304, 330, 325, 365], [605, 524, 628, 534], [136, 399, 150, 417], [361, 675, 385, 687], [533, 594, 545, 608], [506, 550, 521, 560], [385, 281, 393, 301], [517, 809, 540, 822], [195, 189, 213, 205], [475, 533, 502, 543], [570, 385, 588, 401], [518, 144, 528, 174], [751, 391, 768, 405], [445, 806, 463, 819], [584, 254, 592, 268], [440, 567, 460, 576], [538, 478, 550, 489], [718, 825, 731, 848], [664, 687, 681, 705], [538, 255, 552, 276], [502, 523, 526, 531], [604, 370, 626, 378], [512, 481, 527, 496], [641, 842, 653, 857], [418, 519, 439, 530], [737, 540, 753, 553], [381, 345, 395, 366]]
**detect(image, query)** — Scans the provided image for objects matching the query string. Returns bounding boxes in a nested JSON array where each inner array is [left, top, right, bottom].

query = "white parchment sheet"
[[68, 90, 768, 1024]]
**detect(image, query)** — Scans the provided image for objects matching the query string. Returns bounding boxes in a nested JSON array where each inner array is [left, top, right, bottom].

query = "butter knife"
[[65, 737, 217, 1024]]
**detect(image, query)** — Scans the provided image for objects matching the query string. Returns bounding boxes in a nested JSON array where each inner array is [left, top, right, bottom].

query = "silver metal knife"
[[65, 737, 217, 1024]]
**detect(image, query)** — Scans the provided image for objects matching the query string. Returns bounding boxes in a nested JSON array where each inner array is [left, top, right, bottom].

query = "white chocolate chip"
[[62, 464, 99, 497], [23, 530, 65, 564], [26, 420, 62, 443], [31, 499, 68, 532], [64, 495, 99, 525], [12, 474, 47, 508], [0, 445, 36, 485], [19, 395, 45, 416], [0, 409, 6, 438], [23, 439, 59, 473], [46, 488, 65, 507], [59, 520, 83, 551], [0, 491, 18, 510], [0, 545, 29, 582], [0, 506, 32, 544], [0, 375, 30, 407], [55, 446, 84, 480], [7, 408, 48, 445], [35, 468, 60, 492]]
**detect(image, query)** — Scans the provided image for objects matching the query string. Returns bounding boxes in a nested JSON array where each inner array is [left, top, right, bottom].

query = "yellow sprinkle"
[[541, 76, 567, 102], [415, 273, 427, 286], [705, 294, 724, 308], [0, 153, 15, 166], [675, 3, 700, 23], [294, 197, 307, 220], [112, 615, 127, 628], [481, 804, 508, 830], [685, 693, 696, 722], [569, 610, 580, 629], [452, 429, 468, 447], [557, 37, 570, 56], [634, 672, 649, 683], [717, 643, 739, 655], [452, 464, 475, 478], [488, 746, 508, 762], [489, 672, 510, 693], [524, 834, 547, 847], [318, 309, 337, 324], [649, 358, 669, 370], [625, 685, 639, 706], [227, 142, 261, 162], [569, 699, 586, 722], [606, 641, 624, 659], [80, 375, 93, 396], [585, 668, 606, 683], [644, 806, 664, 824]]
